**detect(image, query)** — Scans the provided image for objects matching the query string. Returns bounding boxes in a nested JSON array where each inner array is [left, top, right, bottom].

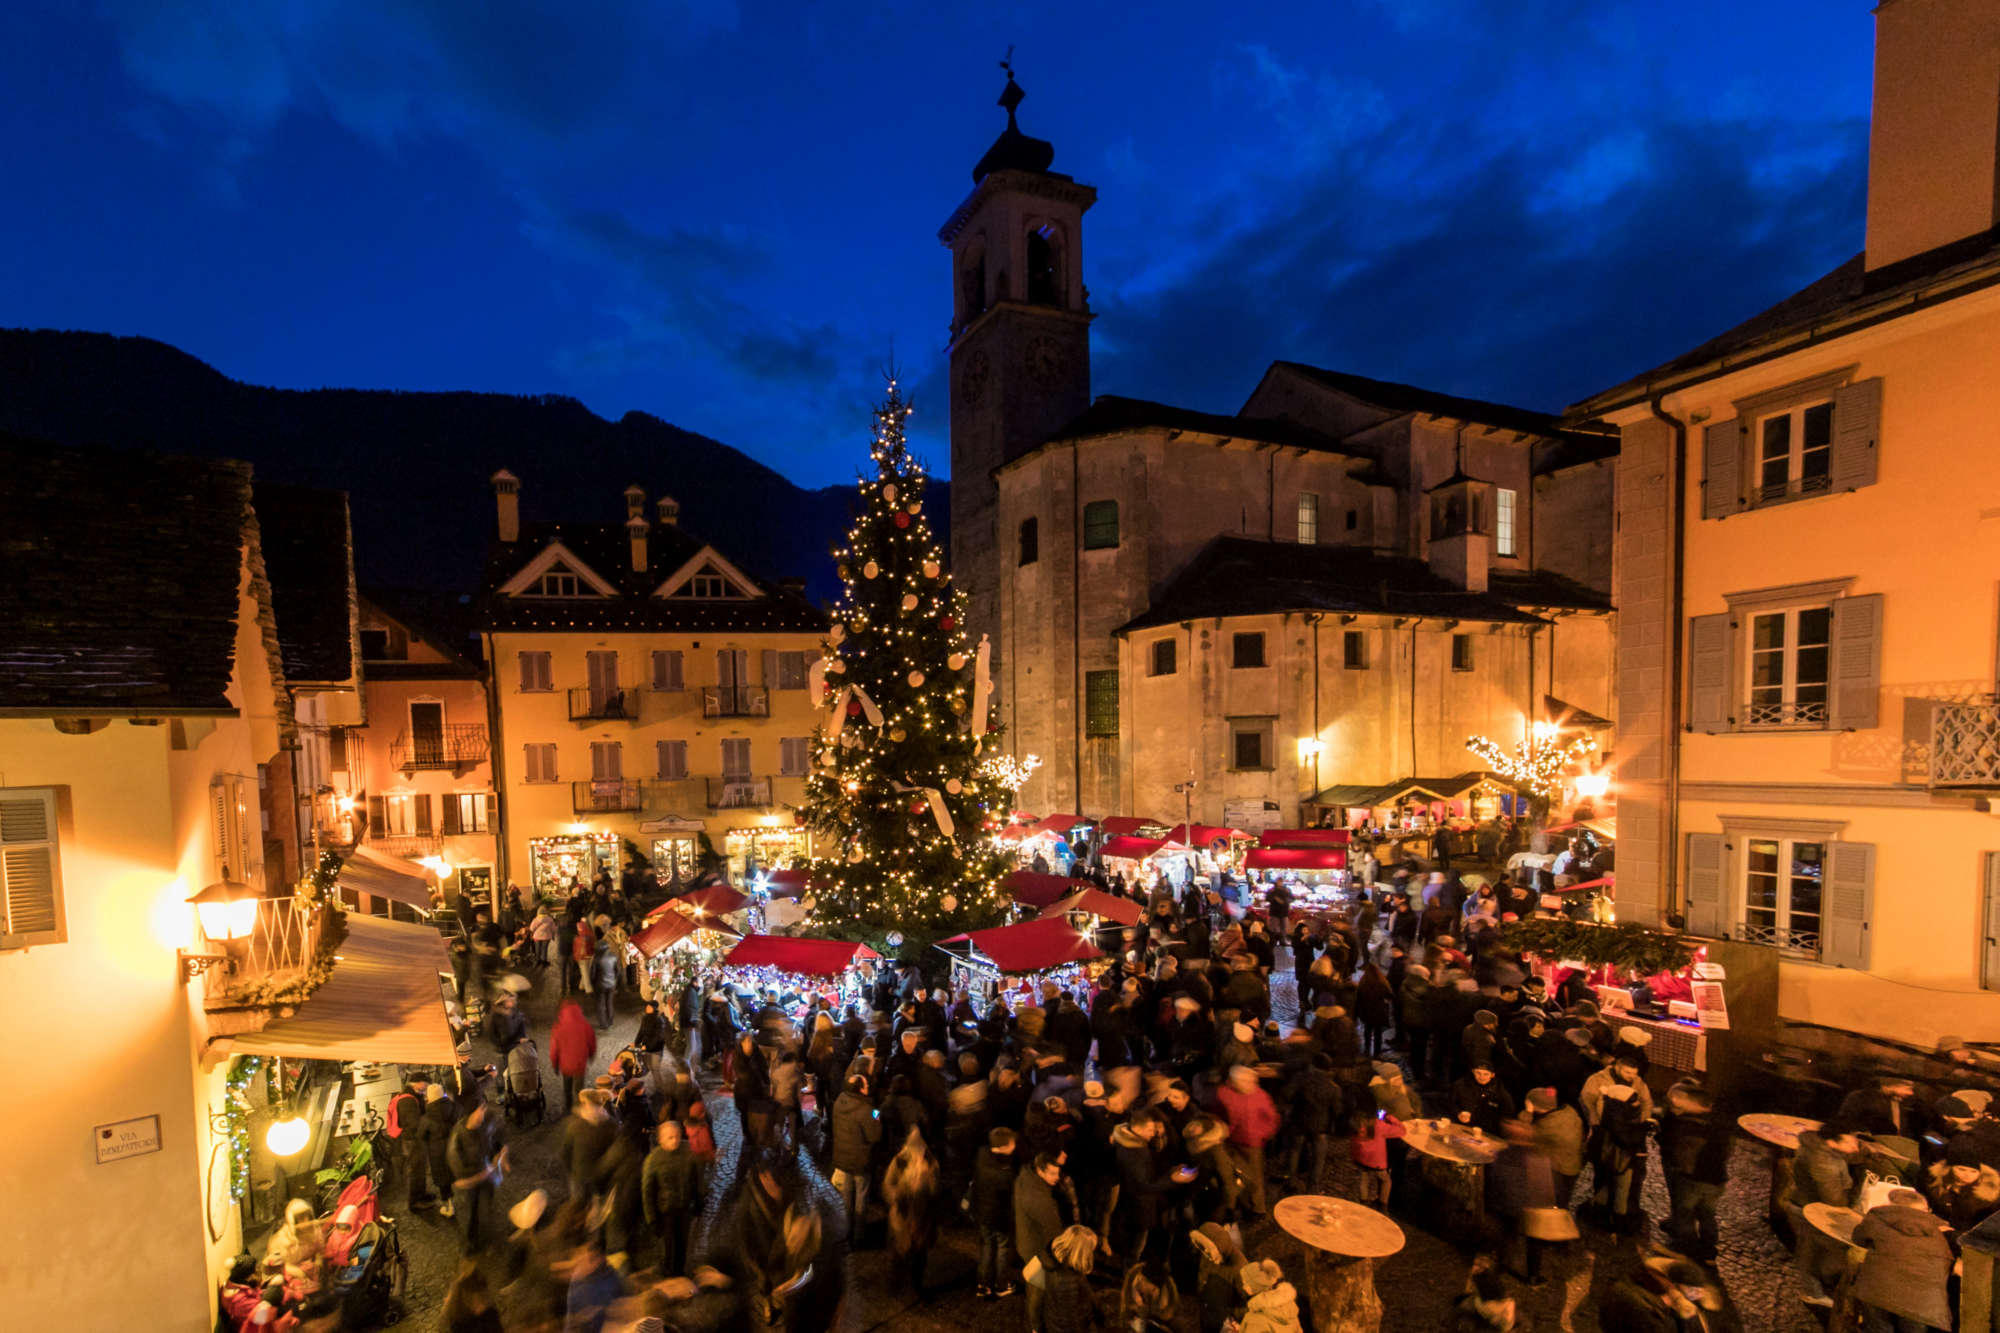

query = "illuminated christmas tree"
[[800, 381, 1016, 950], [1466, 722, 1598, 826]]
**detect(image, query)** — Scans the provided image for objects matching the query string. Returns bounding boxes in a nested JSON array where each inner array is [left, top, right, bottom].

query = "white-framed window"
[[775, 652, 809, 690], [1495, 488, 1517, 557], [1297, 492, 1319, 545], [448, 793, 490, 834], [1, 788, 65, 949], [657, 740, 688, 781], [779, 737, 810, 777], [688, 573, 729, 599], [523, 744, 558, 783], [1756, 400, 1834, 505], [210, 774, 261, 887], [1742, 835, 1824, 953], [383, 793, 417, 836], [1745, 604, 1831, 728], [518, 651, 553, 692], [530, 569, 583, 597], [652, 650, 684, 691]]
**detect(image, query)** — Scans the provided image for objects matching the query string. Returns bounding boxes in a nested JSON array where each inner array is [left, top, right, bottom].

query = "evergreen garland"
[[1501, 916, 1695, 977], [222, 1056, 266, 1201]]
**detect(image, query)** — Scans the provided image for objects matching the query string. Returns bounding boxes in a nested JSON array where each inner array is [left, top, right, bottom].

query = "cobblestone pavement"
[[387, 959, 1819, 1332]]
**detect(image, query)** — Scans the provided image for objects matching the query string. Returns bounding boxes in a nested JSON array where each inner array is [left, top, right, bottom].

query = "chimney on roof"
[[627, 520, 649, 573], [624, 483, 646, 520], [656, 494, 680, 526], [1864, 0, 2000, 270], [491, 469, 521, 542]]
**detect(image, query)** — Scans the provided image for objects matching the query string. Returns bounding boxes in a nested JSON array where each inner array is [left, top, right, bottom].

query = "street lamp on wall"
[[179, 879, 257, 983]]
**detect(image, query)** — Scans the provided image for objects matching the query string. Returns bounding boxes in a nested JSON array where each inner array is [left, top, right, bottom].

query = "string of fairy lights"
[[222, 1056, 267, 1202], [1465, 724, 1599, 801], [801, 382, 1018, 937]]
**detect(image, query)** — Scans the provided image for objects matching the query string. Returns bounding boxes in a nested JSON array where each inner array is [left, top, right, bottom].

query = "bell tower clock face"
[[1024, 335, 1068, 387], [958, 350, 991, 408]]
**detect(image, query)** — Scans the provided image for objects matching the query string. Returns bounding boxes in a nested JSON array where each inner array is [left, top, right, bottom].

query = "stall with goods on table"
[[633, 908, 741, 1008], [717, 933, 883, 1022], [1007, 813, 1093, 871], [1243, 828, 1351, 916], [1501, 916, 1714, 1073], [938, 914, 1107, 1010], [1157, 822, 1251, 882]]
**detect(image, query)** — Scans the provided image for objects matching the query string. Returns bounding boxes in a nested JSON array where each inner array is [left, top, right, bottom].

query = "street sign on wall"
[[95, 1114, 162, 1165]]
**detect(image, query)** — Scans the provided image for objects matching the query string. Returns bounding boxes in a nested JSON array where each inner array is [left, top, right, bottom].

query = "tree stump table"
[[1737, 1112, 1821, 1235], [1273, 1195, 1406, 1333]]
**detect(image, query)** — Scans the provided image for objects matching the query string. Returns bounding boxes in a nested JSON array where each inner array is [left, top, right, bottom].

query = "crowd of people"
[[232, 852, 2000, 1333]]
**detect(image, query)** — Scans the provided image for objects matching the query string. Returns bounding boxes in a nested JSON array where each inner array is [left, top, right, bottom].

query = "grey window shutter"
[[0, 793, 64, 946], [1828, 593, 1883, 730], [1687, 612, 1736, 732], [441, 795, 461, 836], [1822, 840, 1873, 968], [1984, 855, 2000, 991], [762, 650, 778, 688], [368, 795, 387, 835], [1701, 418, 1743, 519], [1831, 377, 1882, 492], [1684, 832, 1725, 938], [414, 793, 433, 835]]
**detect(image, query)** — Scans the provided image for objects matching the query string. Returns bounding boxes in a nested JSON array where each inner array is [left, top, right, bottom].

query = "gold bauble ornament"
[[900, 593, 918, 612], [923, 560, 940, 579], [847, 845, 864, 864], [947, 653, 966, 671], [942, 894, 958, 912], [906, 501, 921, 514], [951, 697, 968, 714], [945, 778, 962, 795], [908, 670, 925, 687], [890, 727, 907, 742], [883, 483, 898, 504], [863, 561, 879, 579]]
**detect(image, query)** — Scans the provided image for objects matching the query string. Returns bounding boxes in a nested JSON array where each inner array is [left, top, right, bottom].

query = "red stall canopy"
[[1024, 814, 1089, 840], [1243, 847, 1349, 871], [1099, 816, 1171, 837], [1257, 828, 1351, 847], [672, 884, 750, 917], [1166, 823, 1248, 847], [1100, 835, 1167, 860], [723, 934, 881, 975], [761, 869, 818, 900], [948, 916, 1104, 974], [1004, 869, 1087, 909], [632, 913, 705, 958], [1041, 888, 1145, 926]]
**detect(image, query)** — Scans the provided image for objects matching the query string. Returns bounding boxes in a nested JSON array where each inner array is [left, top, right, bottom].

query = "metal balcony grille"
[[1932, 698, 2000, 788], [392, 724, 488, 770], [1734, 921, 1820, 956], [1754, 474, 1834, 506], [706, 775, 772, 809], [1742, 699, 1828, 728], [572, 779, 643, 814], [568, 687, 642, 722], [202, 896, 326, 1009]]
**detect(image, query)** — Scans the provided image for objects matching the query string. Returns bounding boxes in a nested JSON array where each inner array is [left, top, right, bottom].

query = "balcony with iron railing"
[[371, 833, 444, 860], [1932, 696, 2000, 788], [701, 685, 769, 719], [392, 724, 488, 771], [201, 894, 328, 1010], [1733, 920, 1820, 958], [1741, 698, 1828, 729], [568, 686, 643, 723], [707, 774, 773, 809], [573, 779, 644, 814]]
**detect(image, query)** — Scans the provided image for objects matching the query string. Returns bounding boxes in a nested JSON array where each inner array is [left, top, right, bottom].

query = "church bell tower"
[[939, 64, 1095, 688]]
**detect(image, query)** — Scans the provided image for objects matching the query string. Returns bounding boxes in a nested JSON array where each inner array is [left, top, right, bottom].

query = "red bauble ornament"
[[939, 614, 956, 630], [893, 512, 911, 529], [846, 698, 862, 718], [911, 798, 927, 814]]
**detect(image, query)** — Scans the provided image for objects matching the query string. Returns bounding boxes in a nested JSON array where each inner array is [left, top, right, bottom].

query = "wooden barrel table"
[[1273, 1194, 1406, 1333]]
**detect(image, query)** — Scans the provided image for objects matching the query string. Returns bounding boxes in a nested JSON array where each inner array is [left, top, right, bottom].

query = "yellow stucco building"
[[480, 475, 828, 894], [1578, 0, 2000, 1044]]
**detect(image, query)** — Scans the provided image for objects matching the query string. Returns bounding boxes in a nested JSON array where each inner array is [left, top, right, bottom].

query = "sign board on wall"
[[1223, 799, 1282, 835], [95, 1114, 162, 1164]]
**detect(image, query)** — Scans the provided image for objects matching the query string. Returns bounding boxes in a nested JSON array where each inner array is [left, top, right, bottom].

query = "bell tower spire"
[[938, 58, 1095, 688]]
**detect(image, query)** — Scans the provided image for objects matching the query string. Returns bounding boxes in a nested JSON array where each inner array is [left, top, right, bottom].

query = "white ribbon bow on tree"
[[971, 634, 994, 741], [824, 684, 882, 739], [893, 780, 957, 842]]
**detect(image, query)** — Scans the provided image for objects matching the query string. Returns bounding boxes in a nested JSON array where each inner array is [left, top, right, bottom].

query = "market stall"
[[717, 934, 883, 1021], [1004, 868, 1091, 911], [1098, 834, 1170, 880], [757, 867, 819, 931], [1040, 887, 1145, 928], [1243, 828, 1351, 916], [1500, 917, 1713, 1073], [938, 915, 1106, 1010], [1009, 813, 1092, 870], [632, 911, 740, 1007]]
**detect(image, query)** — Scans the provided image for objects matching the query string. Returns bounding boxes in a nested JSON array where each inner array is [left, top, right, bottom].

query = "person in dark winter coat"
[[1588, 1082, 1652, 1234], [1838, 1074, 1927, 1141], [1927, 1138, 2000, 1231], [558, 1089, 617, 1206], [1658, 1083, 1733, 1261], [1015, 1151, 1071, 1331], [1789, 1123, 1866, 1299], [1595, 1259, 1720, 1333], [1283, 1053, 1342, 1191], [1852, 1191, 1956, 1333], [640, 1119, 705, 1277], [1449, 1064, 1517, 1135], [1111, 1109, 1193, 1261], [971, 1127, 1020, 1299], [418, 1084, 459, 1218], [1043, 1225, 1105, 1333]]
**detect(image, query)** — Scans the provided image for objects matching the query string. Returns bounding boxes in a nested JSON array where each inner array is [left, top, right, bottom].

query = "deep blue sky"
[[0, 0, 1874, 487]]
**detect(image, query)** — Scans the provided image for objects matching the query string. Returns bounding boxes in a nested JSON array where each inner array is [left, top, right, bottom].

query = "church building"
[[940, 75, 1618, 828]]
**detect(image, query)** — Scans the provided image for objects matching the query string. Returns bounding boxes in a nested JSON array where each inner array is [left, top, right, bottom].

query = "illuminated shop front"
[[528, 831, 622, 896], [724, 822, 811, 884]]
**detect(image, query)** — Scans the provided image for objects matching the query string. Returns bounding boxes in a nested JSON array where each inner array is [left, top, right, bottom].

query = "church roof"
[[972, 73, 1059, 184], [1033, 394, 1368, 460], [1115, 536, 1553, 635], [1270, 362, 1572, 438]]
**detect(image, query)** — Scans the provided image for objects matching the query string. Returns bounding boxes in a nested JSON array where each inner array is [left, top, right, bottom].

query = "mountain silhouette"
[[0, 328, 937, 607]]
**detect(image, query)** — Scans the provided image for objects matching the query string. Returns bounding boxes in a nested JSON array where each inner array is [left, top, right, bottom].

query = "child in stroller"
[[503, 1037, 549, 1125]]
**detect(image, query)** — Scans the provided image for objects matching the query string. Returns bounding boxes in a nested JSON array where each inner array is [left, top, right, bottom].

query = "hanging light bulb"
[[266, 1113, 310, 1157]]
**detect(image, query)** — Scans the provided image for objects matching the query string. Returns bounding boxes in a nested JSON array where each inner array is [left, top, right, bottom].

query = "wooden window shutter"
[[0, 792, 64, 947], [441, 795, 461, 836], [1983, 855, 2000, 991], [1822, 840, 1875, 969], [1701, 418, 1744, 519], [1686, 612, 1736, 733], [1830, 377, 1882, 492], [1683, 832, 1725, 938], [211, 781, 232, 869], [487, 791, 502, 823], [368, 795, 387, 835], [414, 793, 433, 835], [1828, 593, 1883, 730], [762, 650, 778, 688]]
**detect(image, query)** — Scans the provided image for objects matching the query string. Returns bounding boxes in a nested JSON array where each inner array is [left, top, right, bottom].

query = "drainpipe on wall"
[[1308, 613, 1323, 797], [483, 631, 510, 888], [1648, 393, 1690, 923]]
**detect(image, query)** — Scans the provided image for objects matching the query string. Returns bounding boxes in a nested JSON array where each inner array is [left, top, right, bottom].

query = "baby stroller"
[[324, 1177, 407, 1327], [503, 1037, 548, 1126]]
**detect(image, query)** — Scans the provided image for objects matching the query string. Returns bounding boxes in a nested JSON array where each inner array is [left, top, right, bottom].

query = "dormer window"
[[686, 571, 730, 599], [532, 569, 583, 597]]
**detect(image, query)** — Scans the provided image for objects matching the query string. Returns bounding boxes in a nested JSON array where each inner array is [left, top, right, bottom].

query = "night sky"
[[1, 1, 1873, 485]]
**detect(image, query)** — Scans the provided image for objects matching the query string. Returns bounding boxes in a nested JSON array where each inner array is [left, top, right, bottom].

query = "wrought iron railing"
[[1741, 699, 1828, 729], [1734, 920, 1820, 957], [392, 724, 488, 770], [202, 895, 325, 1009], [573, 779, 643, 814], [568, 686, 642, 722], [372, 833, 443, 860], [1932, 697, 2000, 787], [707, 775, 772, 809], [702, 685, 769, 718], [1754, 474, 1834, 506]]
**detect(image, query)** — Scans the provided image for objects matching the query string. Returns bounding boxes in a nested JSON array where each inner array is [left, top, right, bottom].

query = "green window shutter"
[[1822, 840, 1874, 970], [1830, 377, 1882, 492], [1, 792, 64, 947], [1983, 855, 2000, 991], [1683, 832, 1725, 938], [441, 795, 461, 836], [1701, 418, 1743, 519], [1828, 594, 1883, 731], [1085, 670, 1120, 737], [761, 650, 779, 689], [1686, 612, 1736, 733], [368, 795, 387, 836], [414, 793, 433, 835]]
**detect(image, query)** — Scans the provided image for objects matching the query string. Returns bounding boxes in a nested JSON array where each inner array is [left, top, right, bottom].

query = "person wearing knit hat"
[[1929, 1135, 2000, 1230], [1238, 1258, 1302, 1333], [1191, 1220, 1248, 1333]]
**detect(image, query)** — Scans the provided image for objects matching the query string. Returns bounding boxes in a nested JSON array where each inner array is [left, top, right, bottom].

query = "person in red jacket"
[[549, 999, 597, 1111], [1217, 1064, 1282, 1217], [1350, 1108, 1407, 1209]]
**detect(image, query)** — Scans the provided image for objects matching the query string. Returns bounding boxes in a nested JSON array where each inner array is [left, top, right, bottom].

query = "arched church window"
[[1026, 223, 1064, 306]]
